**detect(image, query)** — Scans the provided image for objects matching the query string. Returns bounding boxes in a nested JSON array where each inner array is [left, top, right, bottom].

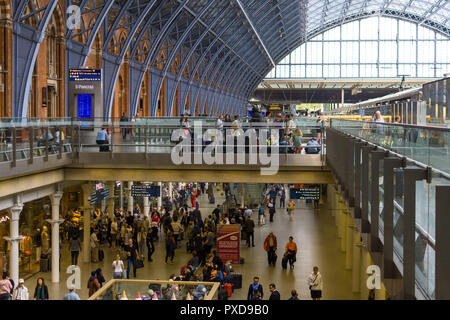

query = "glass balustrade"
[[88, 279, 219, 301]]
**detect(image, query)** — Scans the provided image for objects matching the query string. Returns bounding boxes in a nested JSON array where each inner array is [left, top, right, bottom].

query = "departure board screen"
[[78, 94, 92, 118], [131, 186, 161, 197], [290, 188, 320, 200], [69, 69, 101, 81]]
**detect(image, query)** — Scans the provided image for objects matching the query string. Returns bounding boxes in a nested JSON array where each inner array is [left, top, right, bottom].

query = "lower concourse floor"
[[22, 190, 359, 300]]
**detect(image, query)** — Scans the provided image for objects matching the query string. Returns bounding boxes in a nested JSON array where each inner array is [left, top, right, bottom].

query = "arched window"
[[265, 16, 450, 79]]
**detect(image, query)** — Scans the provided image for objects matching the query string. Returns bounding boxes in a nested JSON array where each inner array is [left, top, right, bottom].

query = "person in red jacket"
[[190, 190, 197, 208], [263, 231, 278, 266]]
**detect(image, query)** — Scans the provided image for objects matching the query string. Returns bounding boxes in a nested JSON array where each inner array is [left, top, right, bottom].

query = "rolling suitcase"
[[40, 258, 49, 272], [98, 249, 104, 262], [281, 255, 288, 269], [230, 272, 242, 289]]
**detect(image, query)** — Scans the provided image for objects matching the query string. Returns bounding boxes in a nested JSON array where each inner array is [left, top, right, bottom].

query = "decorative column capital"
[[8, 205, 23, 220], [50, 191, 64, 206], [3, 236, 24, 243], [46, 218, 64, 225]]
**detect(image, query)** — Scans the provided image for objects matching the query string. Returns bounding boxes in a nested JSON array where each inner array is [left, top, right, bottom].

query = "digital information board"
[[131, 185, 161, 197], [69, 69, 101, 81], [290, 188, 320, 200], [77, 94, 92, 118]]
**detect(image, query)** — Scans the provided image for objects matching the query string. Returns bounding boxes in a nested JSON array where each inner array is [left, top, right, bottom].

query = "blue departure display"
[[78, 94, 92, 118]]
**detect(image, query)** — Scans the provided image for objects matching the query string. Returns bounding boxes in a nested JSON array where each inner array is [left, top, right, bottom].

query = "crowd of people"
[[0, 180, 326, 300]]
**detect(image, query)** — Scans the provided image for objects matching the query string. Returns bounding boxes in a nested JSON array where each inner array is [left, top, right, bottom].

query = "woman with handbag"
[[307, 266, 323, 300]]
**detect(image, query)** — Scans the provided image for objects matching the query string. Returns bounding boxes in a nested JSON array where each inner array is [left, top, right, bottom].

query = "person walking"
[[165, 229, 177, 264], [285, 236, 298, 269], [0, 272, 13, 300], [12, 279, 29, 300], [90, 229, 100, 263], [124, 238, 139, 278], [69, 234, 82, 265], [280, 189, 286, 209], [288, 289, 299, 300], [63, 286, 80, 300], [110, 218, 118, 249], [258, 205, 266, 226], [245, 216, 255, 247], [263, 231, 278, 266], [287, 199, 295, 220], [268, 200, 276, 222], [308, 266, 323, 300], [137, 227, 146, 257], [268, 283, 280, 300], [112, 254, 125, 279], [146, 227, 155, 262], [87, 271, 101, 297], [247, 276, 264, 300], [33, 278, 49, 300], [120, 112, 129, 140]]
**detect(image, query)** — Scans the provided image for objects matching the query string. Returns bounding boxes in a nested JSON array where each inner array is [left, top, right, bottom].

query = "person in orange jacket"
[[284, 236, 298, 269], [263, 231, 278, 266]]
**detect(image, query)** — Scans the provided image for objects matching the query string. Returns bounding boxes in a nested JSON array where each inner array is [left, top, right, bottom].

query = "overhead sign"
[[216, 224, 240, 264], [131, 185, 161, 197], [90, 188, 110, 204], [290, 188, 320, 200], [69, 69, 101, 81]]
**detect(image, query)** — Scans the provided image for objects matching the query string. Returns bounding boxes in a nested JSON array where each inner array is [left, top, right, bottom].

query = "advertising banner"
[[216, 224, 240, 264]]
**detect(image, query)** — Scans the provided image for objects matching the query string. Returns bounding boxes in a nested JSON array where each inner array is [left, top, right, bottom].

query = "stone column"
[[106, 181, 115, 218], [81, 183, 92, 263], [119, 181, 123, 210], [48, 190, 64, 283], [169, 182, 173, 200], [127, 181, 134, 213], [158, 182, 162, 208], [4, 201, 23, 288]]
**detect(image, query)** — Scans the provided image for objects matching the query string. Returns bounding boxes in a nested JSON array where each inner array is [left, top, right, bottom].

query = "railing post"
[[28, 127, 33, 164], [58, 127, 63, 159], [354, 140, 366, 219], [369, 149, 385, 253], [383, 157, 403, 280], [11, 127, 16, 167], [44, 126, 49, 161], [360, 145, 372, 233], [402, 167, 428, 300], [435, 185, 450, 299], [145, 127, 148, 159]]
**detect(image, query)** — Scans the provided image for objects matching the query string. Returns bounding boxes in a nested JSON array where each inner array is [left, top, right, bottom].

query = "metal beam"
[[233, 0, 276, 67]]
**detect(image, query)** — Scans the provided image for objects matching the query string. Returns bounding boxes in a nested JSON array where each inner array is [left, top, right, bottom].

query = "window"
[[342, 41, 359, 63], [398, 41, 417, 63], [264, 16, 449, 80], [379, 41, 397, 63]]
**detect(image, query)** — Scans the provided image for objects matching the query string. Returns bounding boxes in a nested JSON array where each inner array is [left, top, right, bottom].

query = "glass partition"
[[89, 279, 220, 301], [330, 119, 450, 175]]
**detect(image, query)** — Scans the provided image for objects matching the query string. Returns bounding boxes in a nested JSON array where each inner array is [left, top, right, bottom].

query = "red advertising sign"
[[216, 224, 241, 264]]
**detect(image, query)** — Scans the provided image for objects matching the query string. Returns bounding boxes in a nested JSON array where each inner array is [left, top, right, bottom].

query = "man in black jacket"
[[247, 276, 263, 300], [269, 283, 281, 300], [245, 216, 255, 247]]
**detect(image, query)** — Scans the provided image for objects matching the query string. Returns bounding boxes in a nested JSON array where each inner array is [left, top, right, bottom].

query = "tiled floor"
[[23, 190, 359, 300]]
